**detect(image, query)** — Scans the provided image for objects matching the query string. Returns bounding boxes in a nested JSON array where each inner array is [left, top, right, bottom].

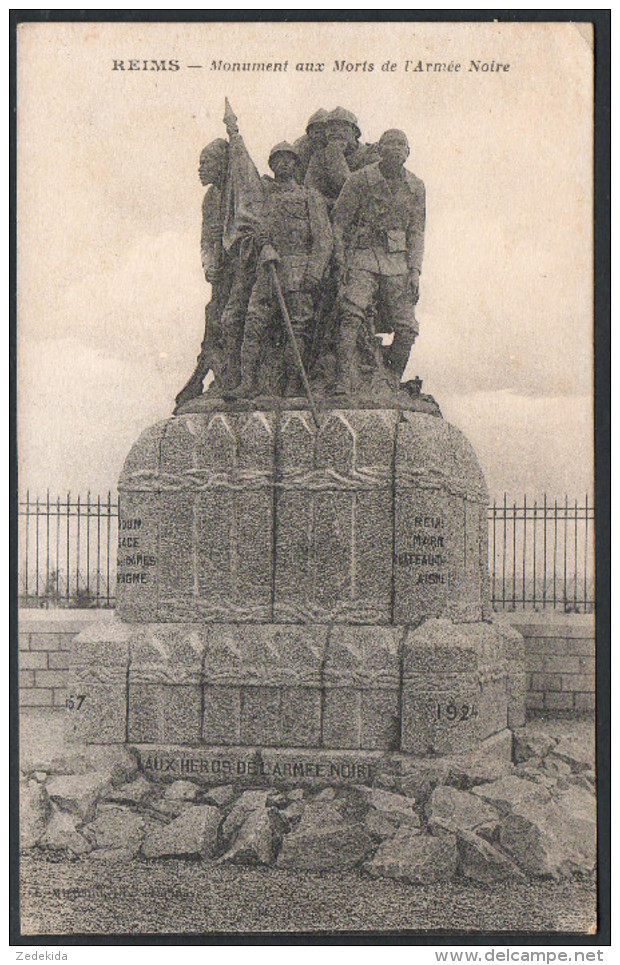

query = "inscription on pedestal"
[[137, 749, 374, 785], [117, 518, 157, 586], [395, 514, 451, 588]]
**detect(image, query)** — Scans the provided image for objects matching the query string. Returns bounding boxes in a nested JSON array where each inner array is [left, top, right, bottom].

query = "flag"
[[220, 99, 265, 261]]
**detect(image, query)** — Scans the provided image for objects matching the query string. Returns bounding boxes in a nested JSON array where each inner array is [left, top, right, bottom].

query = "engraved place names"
[[117, 517, 157, 585], [395, 514, 449, 585]]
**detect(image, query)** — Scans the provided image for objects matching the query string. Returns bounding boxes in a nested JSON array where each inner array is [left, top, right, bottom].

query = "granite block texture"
[[116, 407, 491, 628], [322, 627, 403, 750], [401, 619, 509, 756]]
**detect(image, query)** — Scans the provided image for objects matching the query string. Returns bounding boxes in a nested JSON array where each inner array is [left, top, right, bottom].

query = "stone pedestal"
[[70, 404, 524, 762], [116, 408, 490, 626]]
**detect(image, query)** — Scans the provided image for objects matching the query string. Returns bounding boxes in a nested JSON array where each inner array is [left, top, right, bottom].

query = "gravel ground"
[[19, 853, 596, 937]]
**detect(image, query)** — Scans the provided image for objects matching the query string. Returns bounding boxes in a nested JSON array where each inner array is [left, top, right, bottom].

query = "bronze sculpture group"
[[175, 102, 426, 413]]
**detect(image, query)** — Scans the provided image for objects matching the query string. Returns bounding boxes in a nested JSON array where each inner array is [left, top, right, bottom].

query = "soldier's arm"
[[331, 174, 361, 267], [201, 186, 222, 277], [322, 141, 351, 196], [406, 179, 426, 274]]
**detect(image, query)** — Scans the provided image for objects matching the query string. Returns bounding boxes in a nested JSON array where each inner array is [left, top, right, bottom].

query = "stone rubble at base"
[[19, 720, 596, 881]]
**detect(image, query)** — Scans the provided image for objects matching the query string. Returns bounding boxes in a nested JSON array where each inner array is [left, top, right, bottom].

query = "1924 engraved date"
[[435, 700, 479, 721]]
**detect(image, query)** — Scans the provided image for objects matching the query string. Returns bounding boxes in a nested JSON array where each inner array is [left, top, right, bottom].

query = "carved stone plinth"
[[69, 403, 523, 759], [116, 406, 490, 626], [68, 618, 517, 755]]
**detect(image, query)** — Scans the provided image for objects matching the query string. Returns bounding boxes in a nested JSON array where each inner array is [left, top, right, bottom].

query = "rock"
[[541, 754, 573, 779], [553, 733, 596, 773], [567, 772, 596, 793], [471, 776, 551, 816], [363, 788, 420, 840], [144, 799, 185, 820], [221, 790, 270, 840], [365, 809, 420, 842], [427, 786, 500, 836], [277, 802, 373, 871], [447, 755, 515, 790], [103, 775, 152, 805], [46, 771, 113, 822], [456, 829, 526, 884], [498, 785, 596, 877], [365, 830, 457, 884], [204, 785, 236, 807], [87, 805, 146, 855], [142, 805, 220, 859], [39, 807, 93, 855], [513, 727, 557, 764], [219, 807, 283, 866], [20, 781, 51, 849], [27, 746, 138, 786], [368, 788, 417, 820], [399, 759, 454, 802], [164, 780, 200, 802], [513, 759, 553, 782], [281, 800, 305, 827], [314, 787, 337, 802]]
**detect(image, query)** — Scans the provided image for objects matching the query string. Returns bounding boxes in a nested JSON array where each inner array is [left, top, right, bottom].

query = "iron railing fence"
[[489, 495, 594, 613], [18, 492, 119, 609], [18, 492, 595, 613]]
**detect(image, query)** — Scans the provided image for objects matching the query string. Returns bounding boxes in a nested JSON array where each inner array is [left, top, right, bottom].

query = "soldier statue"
[[174, 105, 428, 415], [304, 107, 380, 207], [331, 129, 426, 395], [292, 107, 329, 181], [229, 142, 332, 398], [175, 138, 230, 409]]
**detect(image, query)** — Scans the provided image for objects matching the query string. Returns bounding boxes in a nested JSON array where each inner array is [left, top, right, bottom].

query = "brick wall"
[[18, 612, 113, 710], [508, 614, 596, 716], [18, 611, 595, 717]]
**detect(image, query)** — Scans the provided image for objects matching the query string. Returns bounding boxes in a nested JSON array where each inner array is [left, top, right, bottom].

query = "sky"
[[16, 21, 594, 501]]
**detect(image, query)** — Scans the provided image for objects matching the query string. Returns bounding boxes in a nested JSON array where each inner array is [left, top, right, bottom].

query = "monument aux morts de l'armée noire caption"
[[69, 102, 526, 787]]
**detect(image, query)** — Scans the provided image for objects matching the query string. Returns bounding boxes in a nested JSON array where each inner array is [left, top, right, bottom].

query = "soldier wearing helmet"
[[229, 142, 332, 398], [304, 107, 380, 206], [292, 107, 329, 180], [332, 129, 426, 395]]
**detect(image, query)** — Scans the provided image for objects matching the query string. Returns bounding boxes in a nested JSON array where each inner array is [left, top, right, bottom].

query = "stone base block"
[[67, 621, 131, 744], [69, 618, 518, 758], [322, 627, 402, 750], [401, 619, 510, 756], [203, 624, 326, 747]]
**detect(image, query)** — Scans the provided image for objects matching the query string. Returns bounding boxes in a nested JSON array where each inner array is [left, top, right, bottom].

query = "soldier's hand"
[[408, 268, 421, 304]]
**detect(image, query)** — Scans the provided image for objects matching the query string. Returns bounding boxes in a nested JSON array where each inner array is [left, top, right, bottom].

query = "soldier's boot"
[[383, 331, 414, 383], [225, 336, 261, 399], [175, 369, 206, 410]]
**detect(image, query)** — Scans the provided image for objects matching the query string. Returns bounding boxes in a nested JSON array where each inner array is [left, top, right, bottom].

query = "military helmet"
[[268, 141, 299, 167], [305, 107, 328, 132], [326, 107, 361, 139]]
